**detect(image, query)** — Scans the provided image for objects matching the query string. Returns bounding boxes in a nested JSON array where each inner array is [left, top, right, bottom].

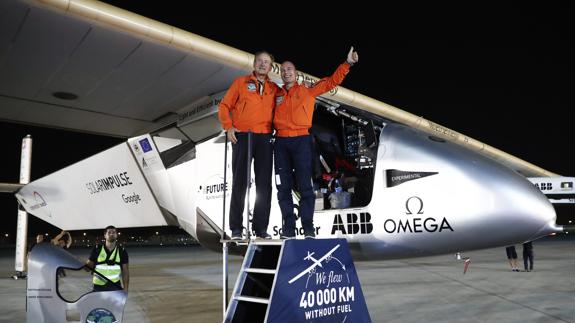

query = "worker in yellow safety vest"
[[86, 225, 129, 292]]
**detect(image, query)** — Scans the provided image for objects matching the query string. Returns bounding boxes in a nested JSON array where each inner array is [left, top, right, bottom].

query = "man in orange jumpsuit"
[[274, 47, 359, 238], [218, 51, 278, 240]]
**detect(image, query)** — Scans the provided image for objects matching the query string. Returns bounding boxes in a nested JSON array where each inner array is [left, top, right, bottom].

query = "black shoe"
[[256, 232, 272, 240], [305, 233, 316, 239], [231, 232, 243, 240]]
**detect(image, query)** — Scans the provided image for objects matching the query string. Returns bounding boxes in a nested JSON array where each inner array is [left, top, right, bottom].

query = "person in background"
[[51, 230, 73, 277], [14, 234, 47, 280], [51, 230, 72, 249], [506, 245, 520, 272], [27, 234, 46, 262], [30, 234, 45, 250], [86, 225, 129, 292], [273, 47, 359, 239], [522, 241, 534, 272]]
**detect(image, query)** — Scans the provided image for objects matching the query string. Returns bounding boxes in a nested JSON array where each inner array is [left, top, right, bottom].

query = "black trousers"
[[274, 135, 315, 237], [523, 249, 534, 270], [229, 132, 273, 235]]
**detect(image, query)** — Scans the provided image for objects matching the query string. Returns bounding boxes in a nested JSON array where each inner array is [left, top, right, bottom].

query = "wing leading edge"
[[0, 0, 556, 178]]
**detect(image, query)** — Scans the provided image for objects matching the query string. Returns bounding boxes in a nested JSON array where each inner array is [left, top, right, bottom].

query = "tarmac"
[[1, 235, 574, 323]]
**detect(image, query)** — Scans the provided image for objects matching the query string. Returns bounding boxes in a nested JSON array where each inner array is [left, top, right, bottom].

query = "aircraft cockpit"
[[311, 97, 386, 210]]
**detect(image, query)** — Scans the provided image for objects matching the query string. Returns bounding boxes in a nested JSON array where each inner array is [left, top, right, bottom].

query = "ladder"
[[224, 240, 282, 323]]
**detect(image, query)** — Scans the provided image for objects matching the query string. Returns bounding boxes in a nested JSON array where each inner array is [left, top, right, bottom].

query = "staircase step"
[[244, 268, 276, 275], [251, 240, 283, 246], [234, 295, 270, 304]]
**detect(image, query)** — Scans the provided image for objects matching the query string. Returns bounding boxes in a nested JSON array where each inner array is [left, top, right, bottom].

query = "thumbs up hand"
[[347, 46, 359, 65]]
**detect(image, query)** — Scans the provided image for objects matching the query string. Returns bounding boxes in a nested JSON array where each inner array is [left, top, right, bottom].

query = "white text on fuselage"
[[86, 172, 132, 195]]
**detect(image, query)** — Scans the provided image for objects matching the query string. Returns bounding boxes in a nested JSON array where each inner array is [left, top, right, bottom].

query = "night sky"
[[1, 3, 573, 238]]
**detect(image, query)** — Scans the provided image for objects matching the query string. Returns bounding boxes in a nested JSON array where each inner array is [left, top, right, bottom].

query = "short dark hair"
[[254, 50, 274, 64], [104, 225, 117, 232]]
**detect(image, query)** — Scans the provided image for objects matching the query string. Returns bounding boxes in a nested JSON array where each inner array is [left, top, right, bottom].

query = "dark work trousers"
[[274, 135, 315, 237], [523, 248, 534, 270], [229, 132, 273, 236]]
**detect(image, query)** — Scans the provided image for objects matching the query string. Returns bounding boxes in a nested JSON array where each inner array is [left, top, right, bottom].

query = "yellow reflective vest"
[[93, 245, 122, 286]]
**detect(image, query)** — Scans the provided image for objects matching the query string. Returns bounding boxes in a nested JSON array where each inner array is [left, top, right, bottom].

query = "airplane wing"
[[0, 0, 557, 179], [0, 183, 24, 193], [0, 0, 247, 138]]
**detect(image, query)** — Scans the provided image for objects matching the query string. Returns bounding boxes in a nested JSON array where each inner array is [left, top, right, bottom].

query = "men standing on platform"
[[273, 47, 359, 239], [218, 51, 278, 240]]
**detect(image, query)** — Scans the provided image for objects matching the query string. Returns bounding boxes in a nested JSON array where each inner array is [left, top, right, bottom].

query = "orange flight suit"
[[274, 62, 350, 137], [218, 73, 279, 133]]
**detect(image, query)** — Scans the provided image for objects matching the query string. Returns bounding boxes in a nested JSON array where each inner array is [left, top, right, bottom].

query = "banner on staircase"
[[267, 238, 371, 323]]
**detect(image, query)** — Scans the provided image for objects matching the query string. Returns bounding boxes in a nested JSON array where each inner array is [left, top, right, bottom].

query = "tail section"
[[16, 141, 168, 230]]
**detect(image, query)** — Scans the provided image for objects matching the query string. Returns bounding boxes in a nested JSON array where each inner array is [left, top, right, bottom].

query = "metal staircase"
[[223, 238, 371, 323], [224, 240, 282, 323]]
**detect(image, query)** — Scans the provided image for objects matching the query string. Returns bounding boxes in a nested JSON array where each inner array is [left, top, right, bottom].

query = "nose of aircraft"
[[381, 123, 560, 252], [446, 145, 560, 247], [449, 144, 560, 246], [496, 174, 559, 240]]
